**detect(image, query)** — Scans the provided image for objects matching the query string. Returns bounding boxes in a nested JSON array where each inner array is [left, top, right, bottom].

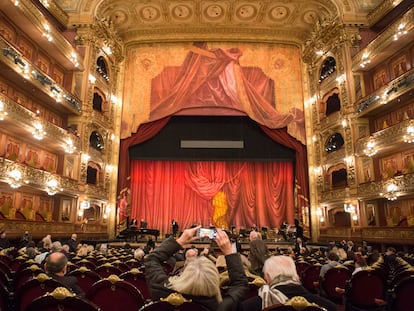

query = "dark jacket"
[[145, 237, 248, 311], [240, 283, 337, 311], [49, 274, 85, 298]]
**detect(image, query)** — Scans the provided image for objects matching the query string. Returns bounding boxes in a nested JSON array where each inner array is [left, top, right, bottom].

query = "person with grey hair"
[[45, 251, 85, 298], [145, 226, 248, 311], [240, 255, 336, 311]]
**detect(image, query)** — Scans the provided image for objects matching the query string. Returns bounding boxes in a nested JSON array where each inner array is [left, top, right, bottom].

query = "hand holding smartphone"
[[197, 227, 217, 239]]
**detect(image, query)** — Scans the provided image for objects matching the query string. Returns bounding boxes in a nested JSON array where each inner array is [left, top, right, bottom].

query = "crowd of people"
[[0, 225, 408, 311]]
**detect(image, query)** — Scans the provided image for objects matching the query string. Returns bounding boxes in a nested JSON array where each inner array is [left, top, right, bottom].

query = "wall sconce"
[[8, 168, 23, 189], [43, 24, 53, 42], [80, 200, 90, 209], [359, 53, 371, 68], [393, 23, 407, 41], [317, 207, 325, 223], [352, 214, 358, 225], [45, 177, 61, 196], [0, 99, 8, 121], [70, 52, 79, 68], [364, 138, 378, 157], [77, 210, 84, 221], [344, 203, 356, 213]]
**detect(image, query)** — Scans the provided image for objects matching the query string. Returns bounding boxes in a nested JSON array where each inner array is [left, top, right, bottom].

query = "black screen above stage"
[[129, 116, 295, 161]]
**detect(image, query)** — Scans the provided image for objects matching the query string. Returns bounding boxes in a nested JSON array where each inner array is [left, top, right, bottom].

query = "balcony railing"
[[355, 118, 411, 156], [355, 69, 414, 115]]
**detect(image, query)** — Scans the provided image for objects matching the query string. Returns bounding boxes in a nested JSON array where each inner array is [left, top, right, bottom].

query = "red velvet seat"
[[14, 264, 44, 291], [345, 269, 386, 310], [119, 268, 151, 300], [301, 264, 321, 294], [86, 274, 145, 311], [15, 273, 63, 311], [76, 259, 97, 271], [391, 275, 414, 311], [110, 259, 131, 273], [95, 263, 123, 279], [320, 265, 352, 304], [25, 287, 101, 311], [0, 282, 11, 311], [260, 296, 326, 311], [139, 292, 210, 311], [67, 266, 102, 293], [295, 261, 311, 280]]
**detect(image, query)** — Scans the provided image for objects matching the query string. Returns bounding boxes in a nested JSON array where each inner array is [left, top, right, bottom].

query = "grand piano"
[[118, 226, 160, 242]]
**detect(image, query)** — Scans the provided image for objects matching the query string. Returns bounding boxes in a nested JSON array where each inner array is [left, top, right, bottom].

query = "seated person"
[[45, 251, 85, 298], [240, 255, 336, 311], [145, 226, 248, 311], [320, 251, 340, 280]]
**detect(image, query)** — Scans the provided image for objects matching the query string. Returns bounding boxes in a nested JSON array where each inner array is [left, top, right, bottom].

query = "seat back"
[[262, 296, 326, 311], [68, 266, 102, 293], [0, 282, 11, 311], [14, 264, 44, 291], [139, 292, 210, 311], [95, 263, 123, 279], [25, 287, 101, 311], [392, 275, 414, 311], [15, 273, 63, 311], [321, 266, 351, 304], [86, 274, 145, 311], [119, 268, 150, 300], [301, 265, 321, 294], [345, 269, 386, 308]]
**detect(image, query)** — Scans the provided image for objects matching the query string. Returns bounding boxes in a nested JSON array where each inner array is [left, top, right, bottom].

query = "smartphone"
[[197, 227, 216, 239]]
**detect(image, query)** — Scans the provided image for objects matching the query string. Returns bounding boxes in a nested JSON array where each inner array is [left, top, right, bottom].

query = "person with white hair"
[[240, 255, 336, 311], [145, 226, 248, 311]]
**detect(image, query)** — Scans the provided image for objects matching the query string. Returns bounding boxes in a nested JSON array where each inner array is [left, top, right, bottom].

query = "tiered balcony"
[[355, 69, 414, 117], [0, 0, 83, 71], [0, 36, 82, 114], [355, 118, 412, 157], [0, 95, 81, 154]]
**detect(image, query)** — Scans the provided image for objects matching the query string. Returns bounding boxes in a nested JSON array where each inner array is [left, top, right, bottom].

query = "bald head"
[[45, 252, 68, 275]]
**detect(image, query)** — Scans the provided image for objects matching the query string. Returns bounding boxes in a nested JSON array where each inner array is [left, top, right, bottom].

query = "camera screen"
[[197, 228, 216, 239]]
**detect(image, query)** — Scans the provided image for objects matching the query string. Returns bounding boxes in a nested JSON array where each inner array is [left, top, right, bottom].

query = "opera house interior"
[[1, 0, 414, 310], [1, 0, 413, 248]]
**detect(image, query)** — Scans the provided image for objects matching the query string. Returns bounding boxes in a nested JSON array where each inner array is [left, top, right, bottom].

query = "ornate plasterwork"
[[91, 0, 337, 45]]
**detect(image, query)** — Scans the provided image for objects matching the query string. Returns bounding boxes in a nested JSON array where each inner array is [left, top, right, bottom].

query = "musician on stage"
[[171, 219, 179, 237], [140, 219, 148, 229]]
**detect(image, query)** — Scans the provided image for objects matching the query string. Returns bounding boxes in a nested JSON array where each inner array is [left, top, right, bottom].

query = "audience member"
[[248, 238, 269, 278], [67, 233, 78, 253], [319, 251, 340, 279], [145, 226, 248, 311], [0, 230, 10, 250], [45, 251, 85, 298], [20, 230, 32, 248], [352, 255, 367, 275], [240, 255, 336, 311], [134, 248, 145, 261]]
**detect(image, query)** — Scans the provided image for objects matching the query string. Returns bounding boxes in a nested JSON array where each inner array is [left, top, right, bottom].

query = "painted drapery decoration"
[[129, 161, 294, 234], [119, 42, 309, 231], [121, 42, 305, 144]]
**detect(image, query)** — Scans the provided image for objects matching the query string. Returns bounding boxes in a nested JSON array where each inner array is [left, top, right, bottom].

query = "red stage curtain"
[[129, 160, 294, 234]]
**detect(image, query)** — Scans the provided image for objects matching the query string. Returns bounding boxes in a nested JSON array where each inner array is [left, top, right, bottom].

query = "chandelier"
[[403, 122, 414, 143], [33, 120, 46, 140], [64, 138, 76, 154], [0, 99, 8, 121], [45, 178, 61, 196], [8, 169, 23, 189], [364, 138, 377, 157], [384, 183, 398, 201]]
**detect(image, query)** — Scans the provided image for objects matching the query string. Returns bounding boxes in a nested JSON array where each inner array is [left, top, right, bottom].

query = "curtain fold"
[[129, 160, 294, 234]]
